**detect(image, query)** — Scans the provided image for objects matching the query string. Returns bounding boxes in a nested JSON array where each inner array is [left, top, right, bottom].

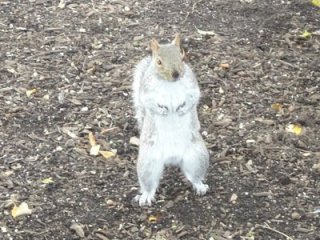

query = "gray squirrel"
[[132, 34, 209, 206]]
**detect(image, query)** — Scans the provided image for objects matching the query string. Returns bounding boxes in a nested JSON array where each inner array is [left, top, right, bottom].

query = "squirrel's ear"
[[172, 33, 181, 46], [150, 38, 160, 53]]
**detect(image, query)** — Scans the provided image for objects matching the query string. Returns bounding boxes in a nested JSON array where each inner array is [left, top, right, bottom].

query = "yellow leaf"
[[99, 150, 116, 159], [312, 0, 320, 7], [11, 202, 32, 218], [148, 213, 161, 223], [26, 89, 37, 97], [41, 177, 54, 184], [90, 144, 101, 156], [271, 103, 283, 112], [286, 123, 303, 135], [88, 132, 96, 146], [300, 30, 312, 39]]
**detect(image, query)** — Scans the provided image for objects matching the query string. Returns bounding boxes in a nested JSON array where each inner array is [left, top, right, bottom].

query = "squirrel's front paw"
[[157, 104, 169, 115], [176, 101, 187, 116]]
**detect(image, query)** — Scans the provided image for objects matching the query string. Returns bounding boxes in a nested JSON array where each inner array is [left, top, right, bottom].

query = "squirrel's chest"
[[154, 81, 187, 110]]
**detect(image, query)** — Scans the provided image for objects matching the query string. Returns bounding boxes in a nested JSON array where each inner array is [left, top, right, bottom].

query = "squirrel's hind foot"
[[194, 182, 209, 196], [134, 193, 155, 206]]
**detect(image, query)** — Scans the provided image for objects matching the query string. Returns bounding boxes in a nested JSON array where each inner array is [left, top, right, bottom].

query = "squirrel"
[[132, 34, 209, 206]]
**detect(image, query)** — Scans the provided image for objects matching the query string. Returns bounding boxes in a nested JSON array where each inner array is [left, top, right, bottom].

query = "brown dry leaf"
[[99, 150, 116, 159], [90, 144, 101, 156], [11, 202, 32, 218], [26, 89, 37, 97], [286, 123, 303, 135], [271, 103, 283, 112], [88, 132, 97, 146]]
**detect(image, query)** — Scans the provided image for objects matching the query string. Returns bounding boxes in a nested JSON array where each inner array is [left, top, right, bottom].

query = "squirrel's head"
[[150, 34, 185, 82]]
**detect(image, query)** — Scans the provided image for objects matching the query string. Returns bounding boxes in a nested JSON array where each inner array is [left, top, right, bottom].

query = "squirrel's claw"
[[157, 104, 169, 115], [134, 193, 155, 206]]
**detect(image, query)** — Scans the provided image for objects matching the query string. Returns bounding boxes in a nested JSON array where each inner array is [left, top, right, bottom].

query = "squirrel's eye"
[[156, 59, 162, 65]]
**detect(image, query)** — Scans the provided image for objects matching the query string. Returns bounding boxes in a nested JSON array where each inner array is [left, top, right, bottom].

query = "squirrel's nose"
[[172, 70, 180, 80]]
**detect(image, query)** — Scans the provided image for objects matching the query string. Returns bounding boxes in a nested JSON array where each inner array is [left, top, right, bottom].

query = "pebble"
[[291, 211, 301, 220], [106, 199, 114, 206]]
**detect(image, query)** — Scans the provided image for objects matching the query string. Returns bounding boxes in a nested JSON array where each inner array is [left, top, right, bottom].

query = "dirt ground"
[[0, 0, 319, 239]]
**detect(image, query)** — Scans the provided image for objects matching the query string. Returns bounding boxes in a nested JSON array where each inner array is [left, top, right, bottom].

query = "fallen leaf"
[[271, 103, 283, 112], [312, 0, 320, 7], [11, 202, 32, 218], [70, 223, 85, 238], [300, 30, 312, 39], [286, 123, 303, 135], [90, 144, 101, 156], [88, 132, 97, 146], [41, 177, 54, 184], [99, 150, 116, 159], [195, 27, 216, 36], [148, 215, 157, 223], [26, 89, 37, 97], [148, 213, 161, 223]]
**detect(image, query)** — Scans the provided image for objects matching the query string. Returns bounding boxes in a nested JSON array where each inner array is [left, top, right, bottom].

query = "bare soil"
[[0, 0, 319, 239]]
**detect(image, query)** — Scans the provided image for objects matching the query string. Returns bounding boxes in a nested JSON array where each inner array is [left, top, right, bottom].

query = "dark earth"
[[0, 0, 320, 239]]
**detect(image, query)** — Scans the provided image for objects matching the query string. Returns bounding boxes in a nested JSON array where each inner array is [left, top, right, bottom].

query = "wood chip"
[[70, 223, 85, 238]]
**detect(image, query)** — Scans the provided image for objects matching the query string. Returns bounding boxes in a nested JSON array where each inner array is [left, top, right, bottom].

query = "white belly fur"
[[153, 112, 193, 165]]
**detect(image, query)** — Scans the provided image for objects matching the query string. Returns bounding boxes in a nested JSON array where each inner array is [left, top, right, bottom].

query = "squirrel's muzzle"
[[172, 70, 180, 81]]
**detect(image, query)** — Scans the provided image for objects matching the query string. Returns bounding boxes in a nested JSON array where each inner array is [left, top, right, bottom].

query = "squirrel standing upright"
[[132, 34, 209, 206]]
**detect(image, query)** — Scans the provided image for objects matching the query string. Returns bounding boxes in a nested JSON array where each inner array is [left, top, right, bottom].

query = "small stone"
[[230, 193, 238, 203], [164, 200, 174, 209], [56, 146, 63, 151], [106, 199, 114, 206], [81, 106, 88, 112], [291, 212, 301, 220], [129, 136, 139, 146], [312, 163, 320, 173]]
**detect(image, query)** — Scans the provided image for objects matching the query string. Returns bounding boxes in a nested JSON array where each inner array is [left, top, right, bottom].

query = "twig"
[[182, 0, 204, 24], [256, 223, 294, 240], [192, 0, 204, 13], [277, 59, 299, 69]]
